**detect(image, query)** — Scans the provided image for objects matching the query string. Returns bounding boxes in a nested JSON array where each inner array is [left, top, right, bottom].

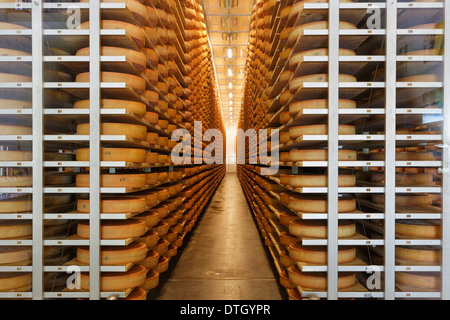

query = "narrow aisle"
[[154, 173, 284, 300]]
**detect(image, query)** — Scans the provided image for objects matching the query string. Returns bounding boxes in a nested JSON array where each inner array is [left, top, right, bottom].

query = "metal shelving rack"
[[238, 0, 448, 300]]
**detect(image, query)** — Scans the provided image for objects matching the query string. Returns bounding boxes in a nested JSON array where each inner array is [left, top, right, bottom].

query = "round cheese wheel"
[[44, 194, 72, 206], [76, 71, 146, 95], [398, 74, 441, 82], [76, 46, 146, 72], [77, 197, 147, 214], [0, 99, 31, 110], [79, 20, 146, 48], [136, 230, 159, 248], [396, 246, 441, 264], [279, 250, 296, 267], [289, 99, 356, 116], [137, 250, 159, 269], [76, 148, 147, 162], [371, 193, 433, 207], [156, 256, 169, 273], [280, 269, 295, 289], [280, 231, 298, 246], [288, 287, 302, 300], [146, 173, 159, 185], [122, 287, 147, 300], [80, 264, 147, 291], [0, 247, 31, 265], [144, 112, 159, 125], [76, 122, 147, 140], [396, 220, 440, 239], [288, 243, 356, 264], [78, 220, 147, 239], [44, 173, 73, 185], [0, 176, 32, 187], [289, 124, 355, 139], [0, 196, 32, 213], [289, 48, 355, 70], [371, 172, 432, 186], [0, 73, 31, 83], [74, 99, 146, 117], [145, 132, 158, 144], [75, 173, 147, 188], [289, 220, 356, 238], [289, 174, 356, 187], [0, 273, 31, 291], [287, 265, 355, 290], [154, 222, 169, 236], [132, 211, 160, 228], [0, 221, 32, 239], [288, 195, 356, 213], [370, 151, 434, 161], [396, 272, 440, 290], [142, 48, 158, 67], [0, 124, 31, 135], [44, 152, 74, 161], [77, 242, 148, 265], [141, 270, 159, 291]]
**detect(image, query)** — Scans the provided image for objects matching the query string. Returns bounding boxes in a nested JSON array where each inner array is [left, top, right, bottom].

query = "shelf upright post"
[[89, 0, 101, 300], [384, 0, 397, 300], [31, 0, 44, 300], [442, 0, 450, 300], [327, 0, 339, 300]]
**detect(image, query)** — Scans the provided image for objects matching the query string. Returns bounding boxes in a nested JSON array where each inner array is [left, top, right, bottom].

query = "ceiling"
[[200, 0, 254, 128]]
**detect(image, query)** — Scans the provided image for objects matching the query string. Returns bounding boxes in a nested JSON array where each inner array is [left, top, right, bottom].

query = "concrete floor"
[[151, 173, 285, 300]]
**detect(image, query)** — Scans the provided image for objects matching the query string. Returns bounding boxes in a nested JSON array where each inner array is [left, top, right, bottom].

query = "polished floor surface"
[[152, 173, 285, 300]]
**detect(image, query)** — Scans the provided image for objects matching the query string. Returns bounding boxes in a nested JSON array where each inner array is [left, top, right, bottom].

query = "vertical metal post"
[[31, 0, 44, 301], [384, 0, 397, 300], [442, 0, 450, 300], [89, 0, 101, 300], [327, 0, 339, 300]]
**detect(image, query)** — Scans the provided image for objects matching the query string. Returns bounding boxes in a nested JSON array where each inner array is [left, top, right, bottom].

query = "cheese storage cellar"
[[0, 0, 448, 303]]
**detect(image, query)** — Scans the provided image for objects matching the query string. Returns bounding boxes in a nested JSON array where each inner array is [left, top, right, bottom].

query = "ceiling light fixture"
[[227, 47, 233, 59], [228, 68, 232, 77]]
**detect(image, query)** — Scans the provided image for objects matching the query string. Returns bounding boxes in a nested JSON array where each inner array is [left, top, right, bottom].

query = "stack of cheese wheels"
[[288, 265, 356, 290], [75, 173, 147, 188], [77, 242, 148, 265], [74, 99, 147, 117], [288, 244, 356, 264], [371, 193, 433, 208], [80, 264, 147, 291], [288, 174, 356, 187], [77, 197, 147, 214], [288, 194, 356, 213], [289, 124, 355, 140], [289, 220, 356, 239], [76, 148, 147, 162]]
